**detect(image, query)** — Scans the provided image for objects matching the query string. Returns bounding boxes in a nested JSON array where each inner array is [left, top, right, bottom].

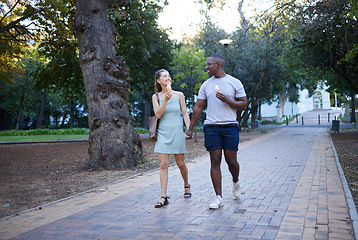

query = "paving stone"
[[0, 110, 356, 239]]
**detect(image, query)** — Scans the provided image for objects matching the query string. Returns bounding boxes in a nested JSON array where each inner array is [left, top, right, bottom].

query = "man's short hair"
[[209, 54, 225, 66]]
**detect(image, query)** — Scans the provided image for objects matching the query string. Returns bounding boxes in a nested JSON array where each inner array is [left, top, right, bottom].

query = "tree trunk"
[[61, 111, 67, 128], [250, 107, 256, 129], [69, 103, 75, 128], [144, 97, 151, 129], [351, 89, 356, 123], [238, 0, 249, 32], [74, 0, 142, 170], [36, 93, 47, 129], [15, 94, 25, 130], [278, 92, 287, 117]]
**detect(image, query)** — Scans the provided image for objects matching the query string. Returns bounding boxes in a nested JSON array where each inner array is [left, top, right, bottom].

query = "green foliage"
[[0, 134, 88, 142], [345, 0, 358, 61], [111, 0, 172, 88], [194, 20, 229, 58], [1, 0, 87, 130], [0, 128, 89, 136], [135, 127, 149, 134], [0, 127, 149, 137], [0, 54, 44, 129], [290, 0, 358, 95], [0, 1, 32, 84], [171, 46, 207, 109], [110, 0, 173, 126], [31, 0, 84, 105]]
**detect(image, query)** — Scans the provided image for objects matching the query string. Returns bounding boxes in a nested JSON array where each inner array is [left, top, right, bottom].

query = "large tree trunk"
[[74, 0, 142, 170]]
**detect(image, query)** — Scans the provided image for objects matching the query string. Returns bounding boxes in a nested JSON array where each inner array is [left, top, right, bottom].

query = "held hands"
[[185, 130, 193, 140]]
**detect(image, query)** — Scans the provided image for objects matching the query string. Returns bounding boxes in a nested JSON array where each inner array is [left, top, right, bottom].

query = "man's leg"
[[223, 150, 239, 183], [224, 149, 241, 198], [209, 149, 223, 196]]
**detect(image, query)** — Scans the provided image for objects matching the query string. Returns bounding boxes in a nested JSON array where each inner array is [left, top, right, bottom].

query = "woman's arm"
[[186, 99, 206, 139], [152, 91, 172, 118], [178, 92, 190, 130]]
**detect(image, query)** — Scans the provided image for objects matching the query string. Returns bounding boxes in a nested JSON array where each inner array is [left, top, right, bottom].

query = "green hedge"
[[0, 127, 209, 136], [0, 128, 90, 136], [0, 128, 152, 136]]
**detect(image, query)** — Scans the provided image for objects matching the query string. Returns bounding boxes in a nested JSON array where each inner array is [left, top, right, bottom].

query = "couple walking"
[[152, 54, 248, 209]]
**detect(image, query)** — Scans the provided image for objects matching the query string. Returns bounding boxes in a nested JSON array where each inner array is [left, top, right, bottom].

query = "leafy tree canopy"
[[289, 0, 358, 95], [171, 46, 207, 109], [0, 0, 35, 84]]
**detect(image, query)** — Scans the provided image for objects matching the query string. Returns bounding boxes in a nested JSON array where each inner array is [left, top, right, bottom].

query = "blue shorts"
[[203, 124, 240, 151]]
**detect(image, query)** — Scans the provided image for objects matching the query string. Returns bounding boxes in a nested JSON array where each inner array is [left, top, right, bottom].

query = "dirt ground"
[[331, 130, 358, 211], [0, 130, 266, 219], [0, 128, 357, 219]]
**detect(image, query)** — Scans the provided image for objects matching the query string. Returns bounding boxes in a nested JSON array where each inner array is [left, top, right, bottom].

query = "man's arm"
[[216, 93, 248, 110], [186, 99, 206, 139]]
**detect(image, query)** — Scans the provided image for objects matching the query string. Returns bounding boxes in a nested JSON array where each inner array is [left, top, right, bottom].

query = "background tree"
[[251, 5, 319, 119], [289, 0, 358, 122], [0, 0, 35, 84], [30, 0, 85, 128], [1, 0, 88, 129], [170, 46, 207, 111], [0, 56, 43, 130], [74, 0, 142, 170], [111, 0, 172, 129]]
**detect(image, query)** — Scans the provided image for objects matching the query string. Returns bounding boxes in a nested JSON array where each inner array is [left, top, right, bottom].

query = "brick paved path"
[[0, 112, 356, 239]]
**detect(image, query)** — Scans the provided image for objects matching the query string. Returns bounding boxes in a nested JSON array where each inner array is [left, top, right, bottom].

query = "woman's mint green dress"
[[154, 98, 186, 154]]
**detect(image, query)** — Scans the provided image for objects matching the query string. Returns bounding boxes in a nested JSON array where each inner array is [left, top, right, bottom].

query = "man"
[[186, 54, 248, 209]]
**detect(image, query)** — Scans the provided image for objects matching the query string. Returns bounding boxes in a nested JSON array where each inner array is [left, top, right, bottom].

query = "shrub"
[[0, 128, 90, 136]]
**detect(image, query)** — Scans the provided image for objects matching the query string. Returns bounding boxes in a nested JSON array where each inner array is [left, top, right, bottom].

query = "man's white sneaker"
[[209, 195, 223, 209], [233, 181, 240, 198]]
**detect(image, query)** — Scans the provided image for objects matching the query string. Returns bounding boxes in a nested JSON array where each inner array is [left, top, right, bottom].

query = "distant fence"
[[283, 113, 341, 126]]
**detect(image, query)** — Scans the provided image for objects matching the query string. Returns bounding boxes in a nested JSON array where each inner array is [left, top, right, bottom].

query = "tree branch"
[[237, 0, 248, 31], [0, 0, 21, 24], [0, 14, 31, 33]]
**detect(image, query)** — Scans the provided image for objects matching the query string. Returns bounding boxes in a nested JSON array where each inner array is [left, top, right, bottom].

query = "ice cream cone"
[[215, 84, 220, 93]]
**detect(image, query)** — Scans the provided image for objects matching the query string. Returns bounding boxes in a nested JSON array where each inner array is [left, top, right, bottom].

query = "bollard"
[[296, 114, 298, 123], [332, 120, 340, 132], [302, 116, 304, 125], [318, 114, 320, 125], [286, 116, 289, 125], [328, 113, 330, 122]]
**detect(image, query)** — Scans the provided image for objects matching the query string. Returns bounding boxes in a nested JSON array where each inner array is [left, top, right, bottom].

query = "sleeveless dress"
[[154, 97, 186, 154]]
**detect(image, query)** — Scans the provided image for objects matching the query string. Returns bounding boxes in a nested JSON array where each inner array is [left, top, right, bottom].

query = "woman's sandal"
[[155, 196, 169, 208], [184, 185, 192, 198]]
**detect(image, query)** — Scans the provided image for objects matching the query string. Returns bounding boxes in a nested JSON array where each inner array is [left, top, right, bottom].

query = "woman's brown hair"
[[154, 69, 168, 93]]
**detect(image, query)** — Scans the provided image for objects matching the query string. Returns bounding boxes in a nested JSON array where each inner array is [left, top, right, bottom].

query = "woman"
[[152, 69, 191, 208]]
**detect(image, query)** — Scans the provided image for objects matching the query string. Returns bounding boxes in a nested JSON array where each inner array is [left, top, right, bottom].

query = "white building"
[[260, 84, 331, 118]]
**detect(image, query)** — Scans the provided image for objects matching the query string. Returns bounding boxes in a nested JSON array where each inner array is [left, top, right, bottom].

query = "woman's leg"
[[174, 154, 190, 194], [158, 153, 169, 203]]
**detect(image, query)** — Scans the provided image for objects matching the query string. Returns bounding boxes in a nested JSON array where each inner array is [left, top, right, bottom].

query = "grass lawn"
[[0, 134, 89, 143]]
